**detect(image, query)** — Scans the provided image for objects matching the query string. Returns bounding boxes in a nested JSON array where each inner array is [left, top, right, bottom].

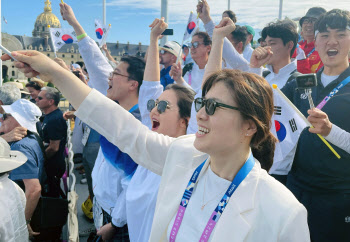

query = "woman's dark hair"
[[261, 19, 299, 57], [26, 80, 43, 91], [315, 9, 350, 33], [223, 10, 237, 23], [193, 32, 212, 46], [202, 69, 277, 171], [165, 84, 195, 128]]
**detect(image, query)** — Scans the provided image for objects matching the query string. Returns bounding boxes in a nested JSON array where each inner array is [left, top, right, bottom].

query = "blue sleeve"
[[9, 143, 39, 180], [160, 73, 174, 89]]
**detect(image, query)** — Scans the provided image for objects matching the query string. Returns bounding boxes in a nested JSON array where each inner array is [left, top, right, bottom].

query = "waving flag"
[[269, 87, 308, 174], [95, 19, 111, 47], [49, 28, 78, 51], [3, 17, 7, 24], [183, 11, 199, 42]]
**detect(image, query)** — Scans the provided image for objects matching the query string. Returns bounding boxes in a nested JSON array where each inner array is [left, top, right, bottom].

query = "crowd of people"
[[1, 0, 350, 241]]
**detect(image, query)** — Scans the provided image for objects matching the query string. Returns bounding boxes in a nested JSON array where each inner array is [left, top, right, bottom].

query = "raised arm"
[[4, 51, 174, 175], [60, 2, 112, 94]]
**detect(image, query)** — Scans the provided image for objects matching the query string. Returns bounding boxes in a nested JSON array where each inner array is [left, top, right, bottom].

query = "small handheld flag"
[[95, 19, 111, 47], [49, 27, 78, 52]]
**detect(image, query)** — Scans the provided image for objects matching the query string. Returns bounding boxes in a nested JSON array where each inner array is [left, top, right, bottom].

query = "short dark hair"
[[223, 10, 237, 23], [120, 56, 146, 95], [202, 70, 277, 171], [26, 81, 42, 91], [230, 25, 249, 51], [41, 87, 60, 106], [315, 9, 350, 33], [193, 32, 212, 46], [164, 84, 195, 127], [261, 19, 299, 57]]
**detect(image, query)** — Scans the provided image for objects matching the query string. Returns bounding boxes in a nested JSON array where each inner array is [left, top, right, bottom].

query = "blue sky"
[[2, 0, 350, 46]]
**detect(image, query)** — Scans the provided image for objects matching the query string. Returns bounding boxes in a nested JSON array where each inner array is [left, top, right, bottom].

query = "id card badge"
[[93, 196, 103, 230], [81, 126, 91, 146]]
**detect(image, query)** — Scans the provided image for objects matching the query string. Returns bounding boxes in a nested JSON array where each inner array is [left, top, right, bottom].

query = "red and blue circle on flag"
[[62, 34, 74, 44], [187, 21, 196, 34], [96, 28, 104, 39], [275, 120, 287, 142]]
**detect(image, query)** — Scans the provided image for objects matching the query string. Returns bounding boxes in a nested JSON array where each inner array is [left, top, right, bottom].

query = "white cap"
[[2, 99, 42, 133], [0, 137, 27, 173], [159, 41, 181, 57]]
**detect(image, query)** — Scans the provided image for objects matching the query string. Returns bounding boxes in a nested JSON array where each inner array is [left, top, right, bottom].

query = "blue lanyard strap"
[[170, 153, 255, 242], [129, 104, 139, 113], [317, 76, 350, 109], [306, 47, 315, 58]]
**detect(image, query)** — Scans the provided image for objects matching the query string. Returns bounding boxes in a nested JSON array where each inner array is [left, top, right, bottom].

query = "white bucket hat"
[[159, 41, 182, 58], [0, 137, 27, 173], [2, 99, 42, 133]]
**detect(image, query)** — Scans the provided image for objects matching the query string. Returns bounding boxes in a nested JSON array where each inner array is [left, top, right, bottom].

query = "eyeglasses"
[[2, 113, 12, 121], [147, 99, 171, 114], [37, 96, 44, 100], [194, 97, 240, 115], [159, 49, 169, 55], [303, 18, 317, 25], [109, 71, 130, 79], [188, 41, 205, 49]]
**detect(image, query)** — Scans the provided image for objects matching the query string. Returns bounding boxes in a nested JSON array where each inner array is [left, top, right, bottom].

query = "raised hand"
[[1, 50, 62, 82], [169, 62, 183, 83], [149, 18, 168, 39], [213, 17, 236, 40], [59, 3, 78, 26], [250, 46, 273, 68], [197, 0, 211, 24], [307, 108, 332, 136]]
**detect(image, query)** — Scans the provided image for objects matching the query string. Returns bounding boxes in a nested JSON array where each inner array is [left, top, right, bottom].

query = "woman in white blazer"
[[7, 17, 310, 242]]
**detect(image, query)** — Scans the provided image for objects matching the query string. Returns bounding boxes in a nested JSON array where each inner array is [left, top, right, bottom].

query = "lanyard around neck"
[[306, 47, 315, 58], [169, 153, 255, 242], [316, 76, 350, 110]]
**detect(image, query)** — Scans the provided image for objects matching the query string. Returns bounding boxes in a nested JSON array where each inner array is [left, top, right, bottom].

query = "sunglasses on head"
[[147, 99, 170, 114], [194, 97, 240, 116], [188, 41, 204, 49], [2, 113, 12, 121]]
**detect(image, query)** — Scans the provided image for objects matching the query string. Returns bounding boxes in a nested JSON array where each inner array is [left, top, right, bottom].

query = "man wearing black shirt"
[[36, 87, 67, 197]]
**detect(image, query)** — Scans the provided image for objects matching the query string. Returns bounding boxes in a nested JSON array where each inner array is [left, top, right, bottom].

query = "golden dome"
[[33, 0, 61, 37], [35, 0, 61, 28]]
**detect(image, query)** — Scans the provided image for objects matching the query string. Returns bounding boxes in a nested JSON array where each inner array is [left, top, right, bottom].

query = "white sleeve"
[[75, 89, 176, 175], [324, 124, 350, 154], [187, 90, 202, 134], [78, 36, 113, 95], [111, 175, 130, 227], [139, 81, 164, 129], [203, 20, 251, 72]]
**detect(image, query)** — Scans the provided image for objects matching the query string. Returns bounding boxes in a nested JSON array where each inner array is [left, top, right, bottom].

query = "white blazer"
[[76, 89, 310, 242]]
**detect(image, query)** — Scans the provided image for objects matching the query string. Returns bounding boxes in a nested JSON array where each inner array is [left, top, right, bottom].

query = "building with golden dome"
[[32, 0, 61, 38], [1, 0, 147, 82]]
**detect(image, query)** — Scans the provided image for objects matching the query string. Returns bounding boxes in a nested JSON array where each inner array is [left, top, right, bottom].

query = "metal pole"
[[0, 0, 2, 86], [228, 0, 230, 10], [103, 0, 106, 25], [278, 0, 283, 20], [160, 0, 168, 46]]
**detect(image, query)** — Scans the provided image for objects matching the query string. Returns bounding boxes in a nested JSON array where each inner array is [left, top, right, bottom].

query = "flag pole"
[[48, 25, 57, 58], [272, 84, 341, 159], [100, 24, 111, 48]]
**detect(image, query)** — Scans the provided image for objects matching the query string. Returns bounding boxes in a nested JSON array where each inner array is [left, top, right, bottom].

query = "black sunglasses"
[[37, 96, 44, 100], [2, 113, 12, 120], [188, 41, 204, 49], [147, 99, 170, 114], [194, 97, 240, 115]]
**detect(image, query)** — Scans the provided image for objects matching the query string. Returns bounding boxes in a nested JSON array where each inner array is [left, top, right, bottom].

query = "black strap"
[[263, 70, 271, 78]]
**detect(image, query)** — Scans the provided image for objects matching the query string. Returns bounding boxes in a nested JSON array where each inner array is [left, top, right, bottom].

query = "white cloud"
[[105, 0, 350, 30]]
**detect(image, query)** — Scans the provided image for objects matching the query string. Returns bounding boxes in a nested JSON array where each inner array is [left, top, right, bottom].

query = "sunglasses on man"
[[194, 97, 240, 116], [188, 41, 205, 49], [159, 49, 170, 55], [147, 99, 170, 114], [2, 113, 12, 121]]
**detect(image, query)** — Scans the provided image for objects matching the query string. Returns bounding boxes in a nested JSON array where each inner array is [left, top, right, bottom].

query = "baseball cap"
[[244, 25, 255, 44], [299, 7, 327, 26], [2, 99, 42, 133], [0, 137, 27, 173], [159, 41, 181, 58]]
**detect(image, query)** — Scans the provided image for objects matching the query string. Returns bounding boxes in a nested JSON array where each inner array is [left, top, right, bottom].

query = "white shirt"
[[0, 175, 28, 242], [321, 73, 339, 87], [325, 124, 350, 154], [167, 165, 230, 241], [243, 43, 254, 62], [183, 62, 205, 94]]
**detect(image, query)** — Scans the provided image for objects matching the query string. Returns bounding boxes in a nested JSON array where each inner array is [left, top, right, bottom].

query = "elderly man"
[[0, 83, 21, 105], [35, 87, 67, 197], [0, 99, 44, 237], [159, 41, 181, 89]]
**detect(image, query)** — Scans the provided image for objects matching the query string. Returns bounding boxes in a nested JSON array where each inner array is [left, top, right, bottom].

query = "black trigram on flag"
[[57, 41, 62, 46], [274, 106, 282, 115], [71, 31, 77, 37], [289, 118, 298, 132], [103, 28, 107, 33], [55, 31, 61, 37], [95, 23, 97, 28]]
